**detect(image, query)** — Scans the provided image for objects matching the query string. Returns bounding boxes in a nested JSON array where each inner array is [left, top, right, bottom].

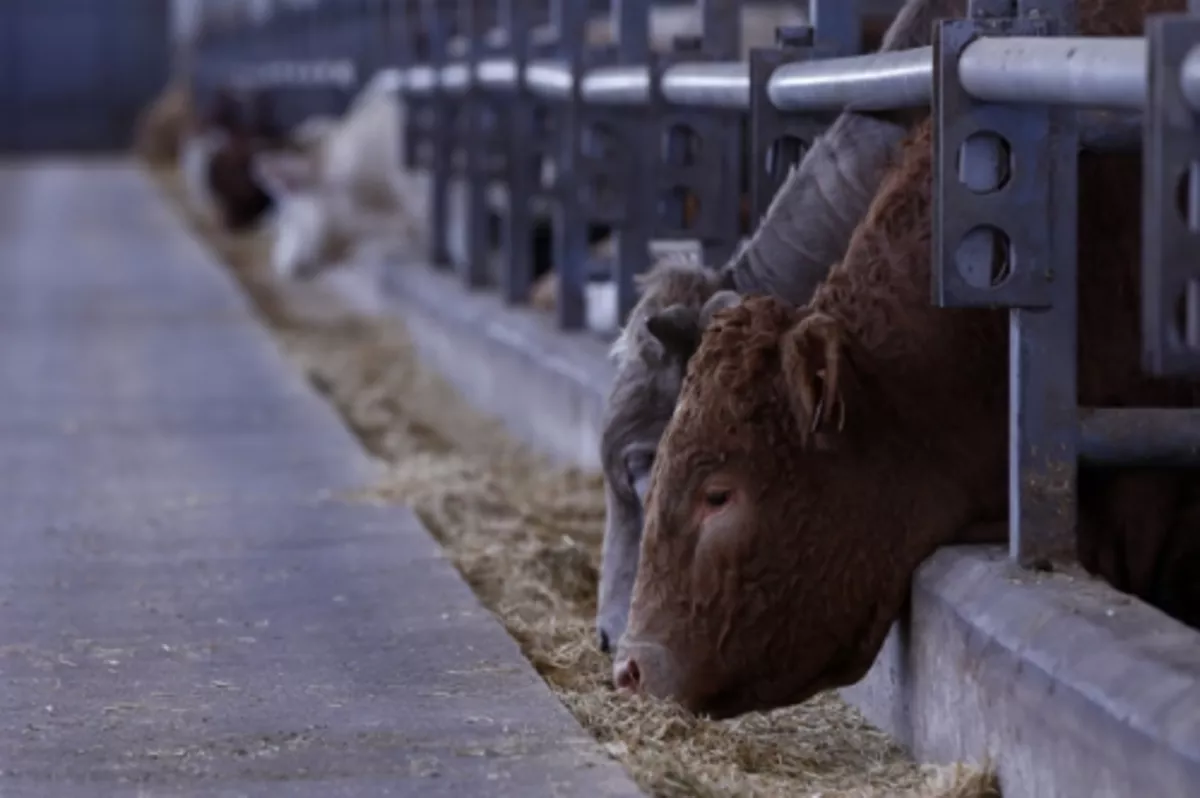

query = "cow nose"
[[613, 656, 641, 692]]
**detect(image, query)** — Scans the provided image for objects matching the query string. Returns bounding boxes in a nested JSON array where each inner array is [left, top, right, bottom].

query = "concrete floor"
[[0, 161, 642, 797]]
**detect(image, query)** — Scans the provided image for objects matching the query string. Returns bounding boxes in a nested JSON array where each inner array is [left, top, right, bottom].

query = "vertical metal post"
[[644, 0, 742, 269], [1143, 12, 1200, 376], [697, 0, 742, 268], [809, 0, 862, 56], [460, 0, 492, 288], [698, 0, 740, 62], [551, 0, 587, 330], [399, 0, 423, 170], [502, 0, 536, 305], [612, 0, 651, 324], [933, 0, 1079, 567], [423, 0, 453, 266], [747, 25, 834, 227]]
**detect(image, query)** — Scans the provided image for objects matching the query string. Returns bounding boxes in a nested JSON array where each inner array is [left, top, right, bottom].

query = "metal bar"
[[933, 7, 1080, 568], [612, 0, 652, 325], [810, 0, 862, 56], [436, 57, 519, 92], [662, 61, 750, 109], [1143, 15, 1200, 375], [423, 0, 453, 266], [461, 0, 492, 290], [552, 0, 588, 330], [502, 0, 536, 306], [768, 46, 932, 111], [1185, 44, 1200, 110], [478, 57, 519, 88], [1079, 408, 1200, 466], [580, 65, 648, 104], [440, 62, 472, 90], [748, 25, 832, 229], [406, 35, 1194, 115], [405, 65, 439, 92], [959, 36, 1145, 109], [526, 59, 573, 98], [578, 61, 749, 108], [692, 0, 743, 266]]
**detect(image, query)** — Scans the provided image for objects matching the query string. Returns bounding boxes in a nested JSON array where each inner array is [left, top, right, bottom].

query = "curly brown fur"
[[616, 0, 1198, 720]]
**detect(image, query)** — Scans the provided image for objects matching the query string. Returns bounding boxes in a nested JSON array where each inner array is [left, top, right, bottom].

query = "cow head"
[[596, 254, 738, 653], [611, 295, 959, 718], [208, 135, 276, 232]]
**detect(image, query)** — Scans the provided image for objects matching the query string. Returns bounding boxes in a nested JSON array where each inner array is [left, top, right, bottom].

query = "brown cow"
[[611, 0, 1198, 719], [594, 0, 968, 653]]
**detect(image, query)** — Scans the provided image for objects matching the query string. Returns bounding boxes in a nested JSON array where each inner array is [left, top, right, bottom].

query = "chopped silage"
[[152, 166, 999, 798]]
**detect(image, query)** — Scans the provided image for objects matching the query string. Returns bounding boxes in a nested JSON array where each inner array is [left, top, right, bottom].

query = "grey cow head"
[[596, 255, 740, 652]]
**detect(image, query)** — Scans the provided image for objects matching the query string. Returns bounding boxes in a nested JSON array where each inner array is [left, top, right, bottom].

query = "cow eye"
[[703, 489, 731, 509], [623, 449, 654, 481]]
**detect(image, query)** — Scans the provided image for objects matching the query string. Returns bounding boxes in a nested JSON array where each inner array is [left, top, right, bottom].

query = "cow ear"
[[699, 289, 741, 327], [780, 312, 849, 445], [645, 303, 700, 360]]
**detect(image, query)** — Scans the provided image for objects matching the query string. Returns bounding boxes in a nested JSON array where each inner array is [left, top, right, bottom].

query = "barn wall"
[[0, 0, 170, 154]]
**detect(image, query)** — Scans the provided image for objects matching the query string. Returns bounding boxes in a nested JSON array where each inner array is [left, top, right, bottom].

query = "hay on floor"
[[151, 166, 1000, 798]]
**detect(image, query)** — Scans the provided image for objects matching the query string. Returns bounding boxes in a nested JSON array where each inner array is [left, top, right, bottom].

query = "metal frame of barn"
[[194, 1, 1200, 794]]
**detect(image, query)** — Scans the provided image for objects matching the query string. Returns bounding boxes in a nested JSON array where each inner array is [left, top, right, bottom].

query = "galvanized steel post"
[[611, 0, 652, 324], [1143, 9, 1200, 376], [500, 0, 536, 305], [423, 0, 454, 267], [459, 0, 493, 289], [400, 0, 427, 171], [551, 0, 591, 330], [933, 0, 1080, 567], [647, 0, 742, 267], [748, 24, 832, 228]]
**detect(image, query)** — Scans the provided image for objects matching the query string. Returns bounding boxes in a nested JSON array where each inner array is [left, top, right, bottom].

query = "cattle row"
[[164, 0, 1200, 722]]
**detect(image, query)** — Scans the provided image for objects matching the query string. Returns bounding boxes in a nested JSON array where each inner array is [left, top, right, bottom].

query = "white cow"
[[255, 68, 430, 281]]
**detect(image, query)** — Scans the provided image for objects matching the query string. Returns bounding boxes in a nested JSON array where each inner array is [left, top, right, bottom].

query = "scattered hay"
[[152, 167, 1000, 798], [133, 82, 192, 168]]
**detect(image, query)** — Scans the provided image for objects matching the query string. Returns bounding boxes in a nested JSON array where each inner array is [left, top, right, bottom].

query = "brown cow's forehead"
[[663, 301, 801, 467]]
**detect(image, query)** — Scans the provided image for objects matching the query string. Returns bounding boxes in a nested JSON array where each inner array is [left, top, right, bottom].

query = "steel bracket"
[[1143, 14, 1200, 376], [747, 28, 836, 228], [937, 2, 1081, 567]]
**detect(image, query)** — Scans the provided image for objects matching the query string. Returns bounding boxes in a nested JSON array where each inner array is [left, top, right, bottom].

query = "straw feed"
[[152, 166, 999, 798]]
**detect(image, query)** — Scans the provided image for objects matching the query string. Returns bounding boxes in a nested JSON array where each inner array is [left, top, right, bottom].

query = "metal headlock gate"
[[0, 0, 170, 154], [196, 0, 1200, 581]]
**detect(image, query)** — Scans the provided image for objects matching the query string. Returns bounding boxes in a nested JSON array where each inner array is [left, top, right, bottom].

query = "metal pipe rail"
[[580, 62, 750, 108], [397, 36, 1200, 114], [957, 36, 1147, 110]]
